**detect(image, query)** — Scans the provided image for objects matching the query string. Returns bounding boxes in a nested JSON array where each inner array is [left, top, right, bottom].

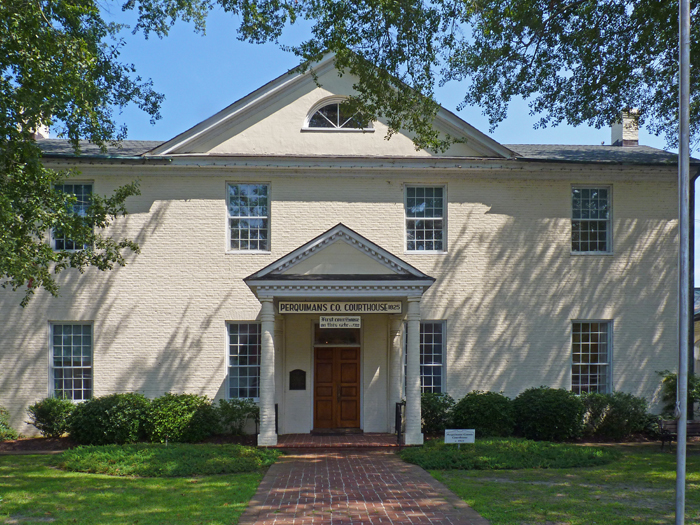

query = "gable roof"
[[144, 54, 517, 159]]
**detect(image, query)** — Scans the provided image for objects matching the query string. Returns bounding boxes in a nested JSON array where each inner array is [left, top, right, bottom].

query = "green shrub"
[[450, 391, 514, 437], [399, 438, 619, 470], [421, 392, 455, 435], [147, 393, 219, 443], [657, 370, 700, 417], [513, 386, 584, 442], [582, 391, 649, 440], [0, 406, 19, 441], [59, 443, 280, 477], [69, 393, 150, 445], [27, 397, 75, 438], [217, 399, 259, 435]]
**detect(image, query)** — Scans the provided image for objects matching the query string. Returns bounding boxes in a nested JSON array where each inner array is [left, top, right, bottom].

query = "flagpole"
[[676, 0, 690, 522]]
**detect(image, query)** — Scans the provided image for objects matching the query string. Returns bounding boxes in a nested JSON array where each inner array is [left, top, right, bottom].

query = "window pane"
[[572, 187, 610, 252], [404, 322, 445, 394], [308, 102, 372, 129], [53, 184, 93, 251], [51, 324, 92, 400], [228, 184, 270, 251], [228, 323, 261, 399], [572, 322, 610, 394], [406, 187, 445, 251]]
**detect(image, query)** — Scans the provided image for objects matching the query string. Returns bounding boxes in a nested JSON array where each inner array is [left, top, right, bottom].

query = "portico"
[[244, 224, 435, 446]]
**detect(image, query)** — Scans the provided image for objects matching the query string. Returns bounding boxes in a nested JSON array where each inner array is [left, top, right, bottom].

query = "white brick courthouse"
[[1, 56, 686, 444]]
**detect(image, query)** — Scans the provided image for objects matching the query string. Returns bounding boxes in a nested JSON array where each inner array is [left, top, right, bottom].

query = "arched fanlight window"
[[306, 100, 372, 130]]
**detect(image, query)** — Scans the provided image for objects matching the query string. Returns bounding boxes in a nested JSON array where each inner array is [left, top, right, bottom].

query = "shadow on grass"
[[429, 444, 700, 525], [0, 454, 263, 525]]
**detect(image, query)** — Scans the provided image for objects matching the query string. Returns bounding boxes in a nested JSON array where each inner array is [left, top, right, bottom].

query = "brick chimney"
[[611, 109, 639, 147]]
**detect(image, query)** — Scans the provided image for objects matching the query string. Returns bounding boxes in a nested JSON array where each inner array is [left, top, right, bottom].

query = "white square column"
[[405, 296, 424, 445], [257, 297, 277, 446]]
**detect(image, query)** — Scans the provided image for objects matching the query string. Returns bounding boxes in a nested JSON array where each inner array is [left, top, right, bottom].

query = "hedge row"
[[27, 393, 259, 445], [421, 387, 654, 441]]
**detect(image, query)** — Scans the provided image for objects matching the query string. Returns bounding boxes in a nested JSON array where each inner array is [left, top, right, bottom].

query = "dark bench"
[[659, 419, 700, 449]]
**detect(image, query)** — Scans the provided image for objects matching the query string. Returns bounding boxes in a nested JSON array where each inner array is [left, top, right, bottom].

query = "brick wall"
[[0, 163, 678, 435]]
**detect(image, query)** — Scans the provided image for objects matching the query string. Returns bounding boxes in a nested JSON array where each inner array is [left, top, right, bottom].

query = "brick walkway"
[[239, 450, 489, 525]]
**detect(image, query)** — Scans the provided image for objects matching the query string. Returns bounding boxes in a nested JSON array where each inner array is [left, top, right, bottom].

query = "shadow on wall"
[[422, 183, 676, 407], [0, 175, 678, 429], [0, 195, 230, 430]]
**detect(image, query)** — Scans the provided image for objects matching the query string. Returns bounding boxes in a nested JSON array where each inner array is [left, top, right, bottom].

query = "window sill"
[[570, 251, 614, 256], [300, 128, 375, 133], [404, 251, 448, 255], [226, 251, 272, 255]]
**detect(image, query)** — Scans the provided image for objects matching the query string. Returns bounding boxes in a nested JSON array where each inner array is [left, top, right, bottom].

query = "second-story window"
[[52, 183, 92, 251], [572, 186, 611, 253], [227, 183, 269, 252], [405, 186, 446, 252]]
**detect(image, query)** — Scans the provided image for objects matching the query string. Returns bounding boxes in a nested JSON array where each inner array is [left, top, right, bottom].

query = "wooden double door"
[[313, 347, 361, 430]]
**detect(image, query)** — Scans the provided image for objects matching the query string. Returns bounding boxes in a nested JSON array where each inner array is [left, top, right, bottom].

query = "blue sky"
[[101, 8, 700, 281]]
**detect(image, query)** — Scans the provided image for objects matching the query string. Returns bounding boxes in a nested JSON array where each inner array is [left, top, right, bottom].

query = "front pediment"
[[245, 224, 435, 297], [146, 55, 516, 159]]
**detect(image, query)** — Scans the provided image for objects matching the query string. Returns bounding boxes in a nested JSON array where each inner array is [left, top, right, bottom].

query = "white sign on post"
[[319, 316, 361, 329], [445, 429, 475, 444]]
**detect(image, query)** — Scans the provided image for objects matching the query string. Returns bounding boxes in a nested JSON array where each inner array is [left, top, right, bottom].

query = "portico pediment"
[[245, 224, 435, 298]]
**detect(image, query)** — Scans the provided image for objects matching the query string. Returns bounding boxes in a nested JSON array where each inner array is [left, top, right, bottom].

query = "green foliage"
[[421, 392, 455, 435], [213, 0, 699, 151], [26, 397, 75, 438], [146, 393, 219, 443], [0, 0, 213, 305], [216, 398, 259, 435], [450, 391, 514, 438], [657, 370, 700, 417], [400, 438, 619, 470], [581, 391, 649, 440], [0, 406, 19, 441], [68, 393, 151, 445], [513, 387, 584, 442], [59, 443, 279, 477]]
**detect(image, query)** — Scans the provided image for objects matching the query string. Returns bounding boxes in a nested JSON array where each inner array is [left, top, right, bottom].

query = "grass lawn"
[[431, 443, 700, 525], [0, 453, 264, 525]]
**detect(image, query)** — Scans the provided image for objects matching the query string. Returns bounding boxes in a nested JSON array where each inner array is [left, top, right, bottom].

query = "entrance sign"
[[279, 301, 402, 314], [320, 316, 361, 329], [445, 429, 475, 444]]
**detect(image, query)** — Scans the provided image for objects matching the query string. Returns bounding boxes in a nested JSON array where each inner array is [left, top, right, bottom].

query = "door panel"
[[314, 347, 361, 429]]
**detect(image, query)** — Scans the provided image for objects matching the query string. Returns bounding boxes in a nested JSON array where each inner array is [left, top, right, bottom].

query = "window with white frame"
[[571, 186, 611, 253], [405, 186, 445, 252], [404, 321, 445, 394], [227, 184, 270, 251], [52, 183, 92, 251], [51, 324, 92, 400], [571, 321, 611, 394], [228, 323, 261, 399], [306, 100, 372, 130]]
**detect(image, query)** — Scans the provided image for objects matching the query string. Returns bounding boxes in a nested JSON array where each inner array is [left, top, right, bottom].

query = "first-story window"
[[52, 183, 92, 251], [227, 183, 269, 251], [228, 323, 261, 399], [571, 321, 611, 394], [405, 321, 446, 394], [51, 323, 92, 400]]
